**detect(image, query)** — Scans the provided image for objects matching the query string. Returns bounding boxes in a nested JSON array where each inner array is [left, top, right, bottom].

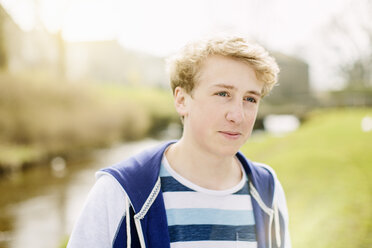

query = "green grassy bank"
[[242, 108, 372, 248], [0, 72, 179, 173]]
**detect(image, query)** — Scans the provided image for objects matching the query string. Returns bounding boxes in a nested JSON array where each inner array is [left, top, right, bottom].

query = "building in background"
[[65, 40, 167, 87], [257, 52, 314, 119]]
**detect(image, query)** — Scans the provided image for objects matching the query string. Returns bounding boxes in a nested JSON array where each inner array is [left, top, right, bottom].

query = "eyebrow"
[[212, 83, 262, 97]]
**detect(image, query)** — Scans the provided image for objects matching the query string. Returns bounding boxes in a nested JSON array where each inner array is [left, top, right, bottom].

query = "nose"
[[225, 101, 245, 124]]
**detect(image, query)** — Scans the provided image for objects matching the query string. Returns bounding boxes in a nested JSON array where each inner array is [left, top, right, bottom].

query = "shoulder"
[[237, 152, 276, 187], [87, 173, 127, 217], [101, 140, 176, 186], [95, 172, 127, 196], [68, 174, 126, 248], [252, 161, 279, 181], [98, 140, 176, 213], [252, 161, 288, 213], [251, 161, 283, 196]]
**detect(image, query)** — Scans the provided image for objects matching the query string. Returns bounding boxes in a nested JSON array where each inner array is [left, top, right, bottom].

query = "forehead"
[[195, 55, 262, 92]]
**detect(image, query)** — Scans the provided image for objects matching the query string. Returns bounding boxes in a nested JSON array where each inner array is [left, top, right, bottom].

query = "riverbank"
[[0, 72, 179, 177], [0, 139, 163, 248]]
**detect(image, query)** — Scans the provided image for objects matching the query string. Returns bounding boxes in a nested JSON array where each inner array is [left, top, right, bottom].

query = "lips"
[[219, 131, 242, 139]]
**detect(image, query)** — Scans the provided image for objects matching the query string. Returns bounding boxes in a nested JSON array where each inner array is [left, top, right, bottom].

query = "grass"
[[241, 108, 372, 248]]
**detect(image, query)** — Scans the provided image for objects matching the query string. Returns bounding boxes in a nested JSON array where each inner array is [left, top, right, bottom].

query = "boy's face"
[[175, 55, 263, 157]]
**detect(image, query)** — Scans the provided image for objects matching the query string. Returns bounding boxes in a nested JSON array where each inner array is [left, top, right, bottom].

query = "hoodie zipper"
[[132, 177, 162, 248]]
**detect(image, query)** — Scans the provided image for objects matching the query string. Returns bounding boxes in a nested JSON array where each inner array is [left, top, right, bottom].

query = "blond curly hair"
[[166, 35, 279, 97]]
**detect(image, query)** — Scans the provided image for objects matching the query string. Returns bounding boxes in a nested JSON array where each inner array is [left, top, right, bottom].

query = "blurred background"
[[0, 0, 371, 247]]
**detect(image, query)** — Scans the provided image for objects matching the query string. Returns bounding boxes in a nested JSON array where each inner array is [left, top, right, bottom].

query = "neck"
[[165, 138, 242, 190]]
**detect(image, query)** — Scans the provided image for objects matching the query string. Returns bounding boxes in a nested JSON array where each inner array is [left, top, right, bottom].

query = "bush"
[[0, 72, 178, 170]]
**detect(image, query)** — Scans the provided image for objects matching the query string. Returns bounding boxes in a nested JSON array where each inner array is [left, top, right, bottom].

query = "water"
[[0, 139, 162, 248]]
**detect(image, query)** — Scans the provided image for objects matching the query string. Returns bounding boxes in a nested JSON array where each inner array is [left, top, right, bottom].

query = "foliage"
[[320, 0, 372, 89], [0, 72, 178, 170], [0, 7, 7, 69], [241, 108, 372, 248], [98, 83, 179, 137]]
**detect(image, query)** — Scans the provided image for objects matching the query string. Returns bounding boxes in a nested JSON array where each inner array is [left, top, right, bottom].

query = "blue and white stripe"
[[160, 157, 257, 248]]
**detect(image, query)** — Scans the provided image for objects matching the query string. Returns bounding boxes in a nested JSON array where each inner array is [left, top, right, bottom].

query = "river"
[[0, 139, 162, 248]]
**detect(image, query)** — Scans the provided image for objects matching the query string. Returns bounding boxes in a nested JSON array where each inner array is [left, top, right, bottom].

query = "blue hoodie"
[[68, 140, 290, 248]]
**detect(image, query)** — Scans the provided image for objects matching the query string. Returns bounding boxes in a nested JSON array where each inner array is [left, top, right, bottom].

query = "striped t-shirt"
[[160, 156, 257, 248]]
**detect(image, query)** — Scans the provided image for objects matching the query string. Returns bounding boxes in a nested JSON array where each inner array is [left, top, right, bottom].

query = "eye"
[[216, 91, 229, 97], [244, 96, 257, 103]]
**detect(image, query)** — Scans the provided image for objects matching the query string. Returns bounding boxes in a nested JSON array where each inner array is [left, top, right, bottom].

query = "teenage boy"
[[68, 36, 291, 248]]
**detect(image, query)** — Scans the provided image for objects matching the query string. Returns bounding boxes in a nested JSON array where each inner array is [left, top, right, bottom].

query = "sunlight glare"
[[62, 0, 120, 41]]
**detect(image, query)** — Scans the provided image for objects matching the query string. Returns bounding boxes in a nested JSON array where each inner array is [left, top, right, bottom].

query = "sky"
[[0, 0, 369, 91]]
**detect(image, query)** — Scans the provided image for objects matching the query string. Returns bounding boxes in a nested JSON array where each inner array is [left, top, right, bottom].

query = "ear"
[[174, 86, 189, 117]]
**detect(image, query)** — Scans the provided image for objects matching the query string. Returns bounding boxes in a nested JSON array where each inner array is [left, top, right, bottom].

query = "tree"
[[0, 5, 7, 69], [321, 0, 372, 89]]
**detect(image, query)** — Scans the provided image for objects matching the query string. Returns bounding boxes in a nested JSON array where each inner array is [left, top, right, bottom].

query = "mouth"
[[218, 131, 242, 139]]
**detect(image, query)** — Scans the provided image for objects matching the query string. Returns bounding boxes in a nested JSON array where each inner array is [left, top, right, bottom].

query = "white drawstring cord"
[[274, 203, 281, 247], [125, 193, 131, 248], [134, 217, 146, 248], [249, 183, 274, 248]]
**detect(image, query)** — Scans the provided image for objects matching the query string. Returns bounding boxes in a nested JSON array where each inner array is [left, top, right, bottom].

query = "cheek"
[[191, 99, 217, 118], [244, 108, 259, 127], [189, 102, 217, 132]]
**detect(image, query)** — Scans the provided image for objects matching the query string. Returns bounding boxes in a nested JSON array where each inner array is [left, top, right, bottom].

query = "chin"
[[218, 138, 247, 154], [214, 145, 241, 157]]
